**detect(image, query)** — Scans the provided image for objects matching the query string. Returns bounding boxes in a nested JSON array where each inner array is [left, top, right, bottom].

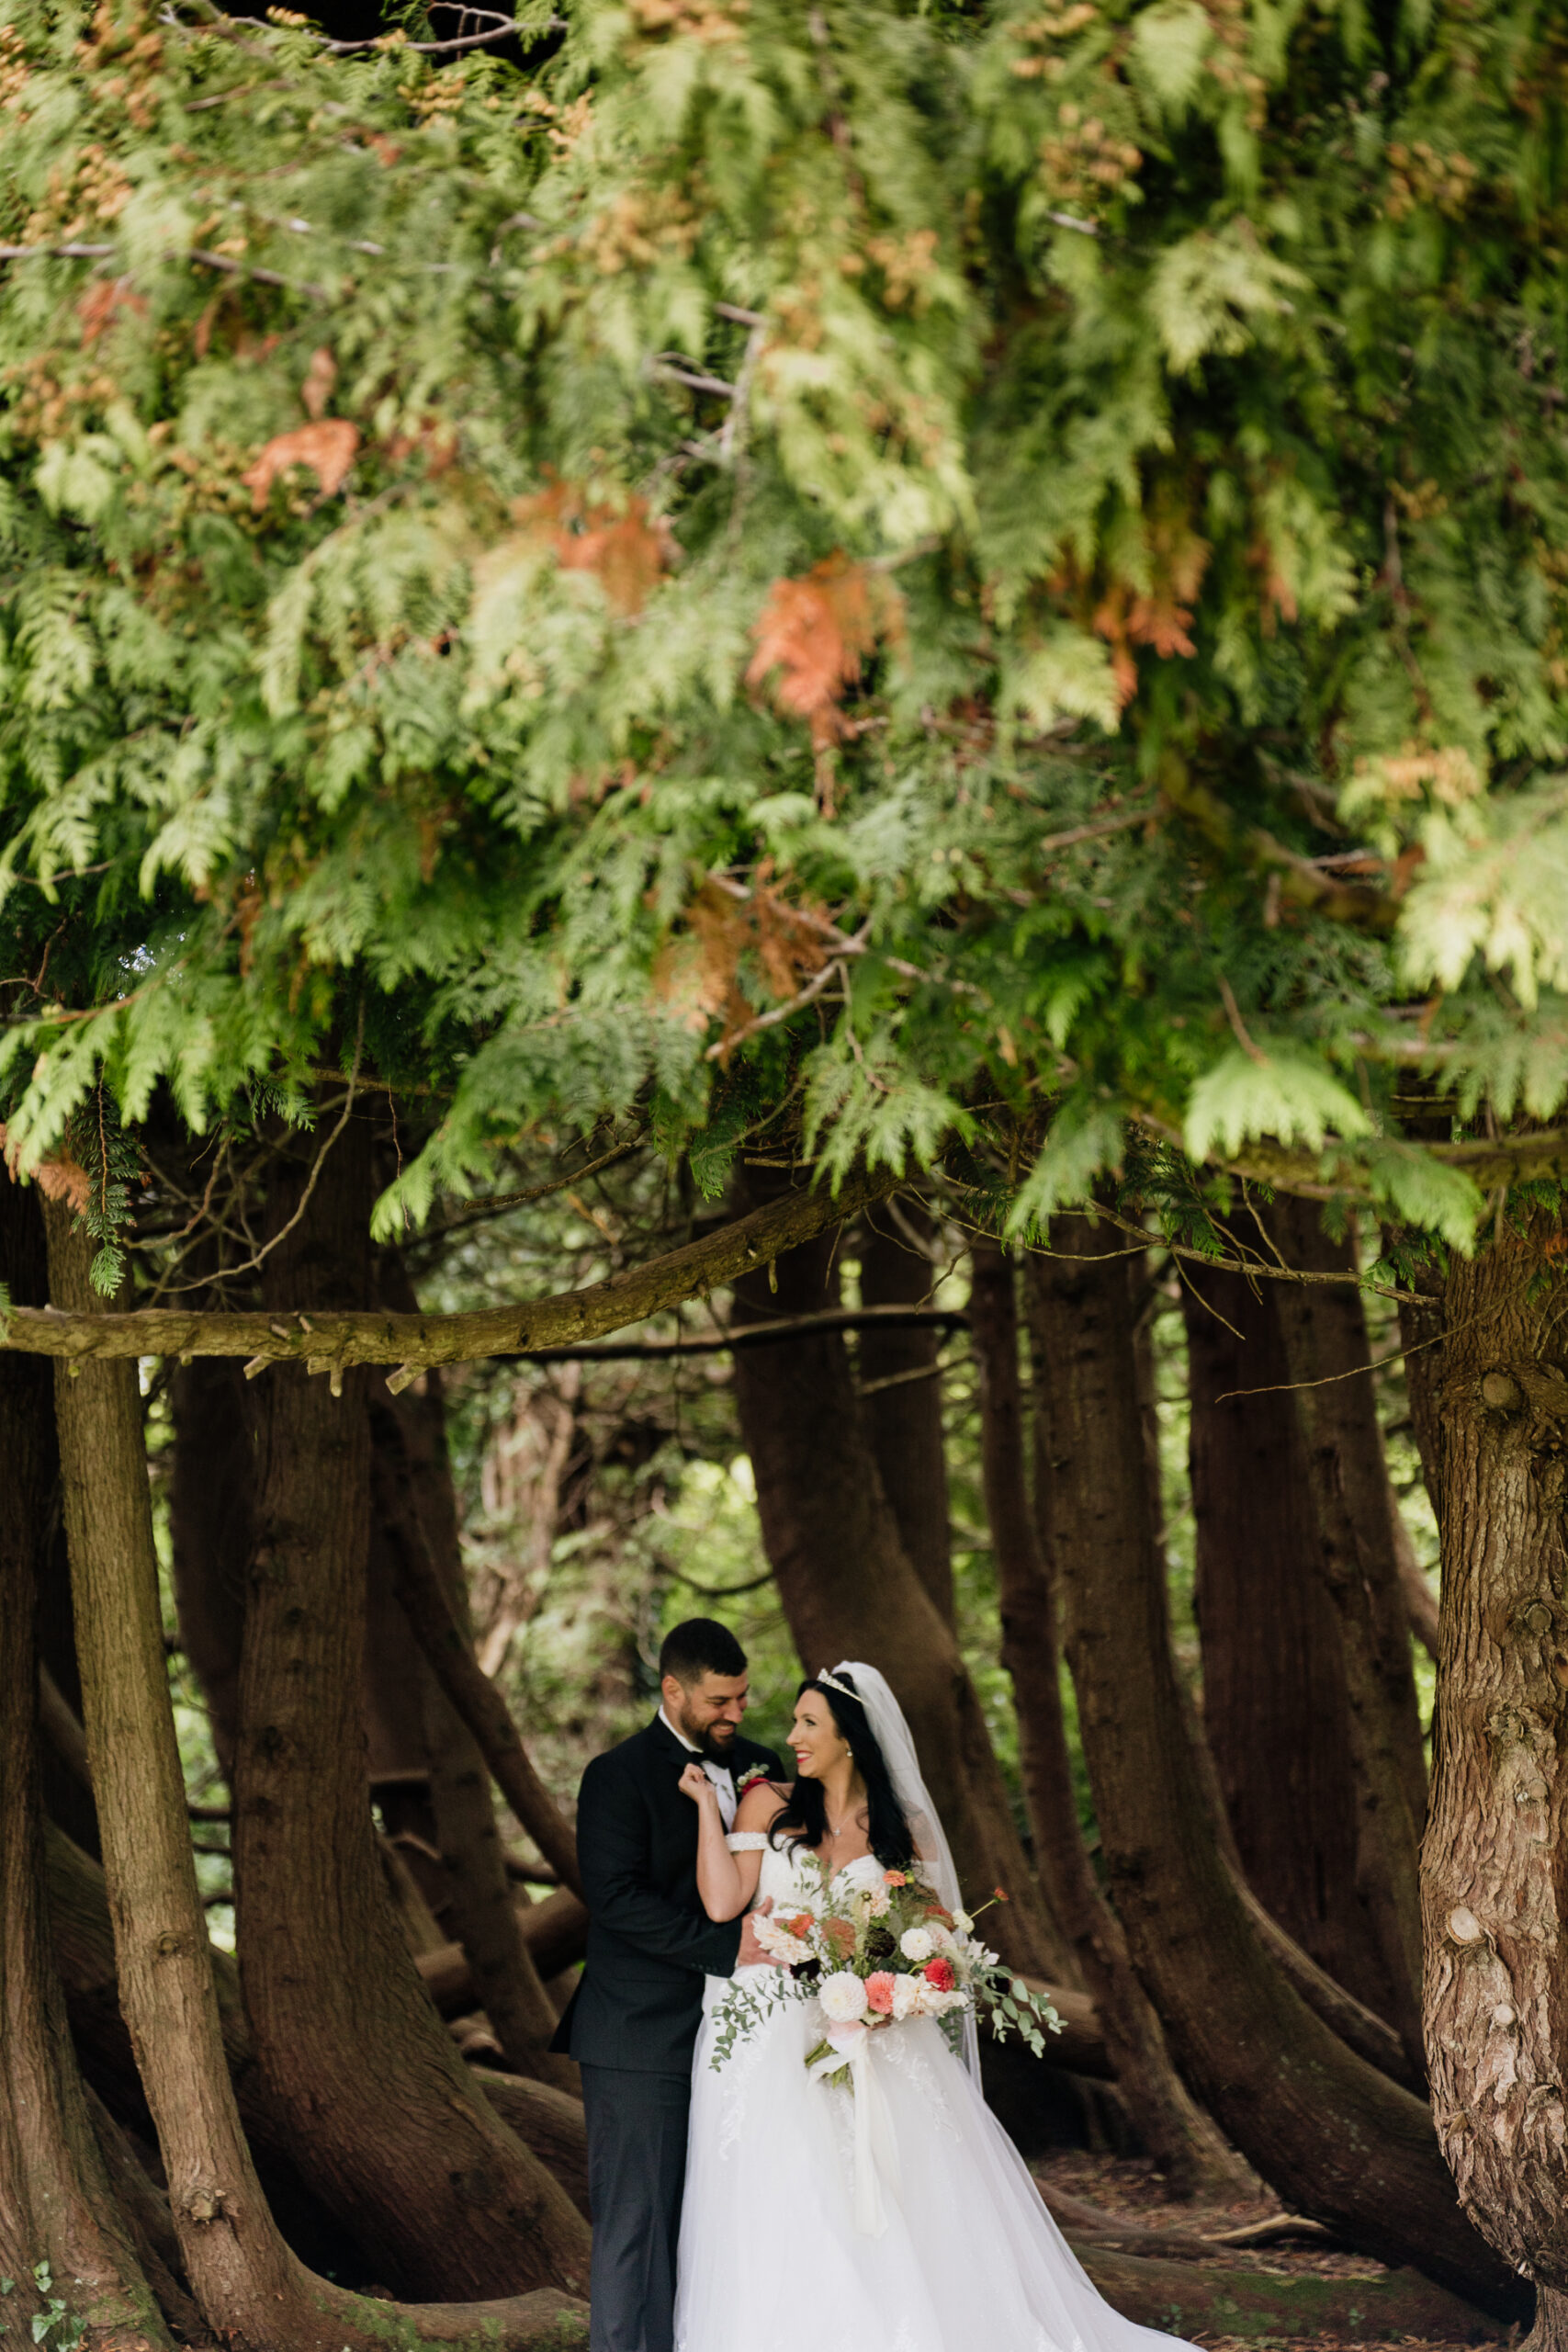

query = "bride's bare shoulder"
[[735, 1780, 791, 1832]]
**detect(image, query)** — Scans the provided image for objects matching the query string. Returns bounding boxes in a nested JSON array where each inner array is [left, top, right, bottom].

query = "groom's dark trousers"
[[552, 1716, 783, 2352]]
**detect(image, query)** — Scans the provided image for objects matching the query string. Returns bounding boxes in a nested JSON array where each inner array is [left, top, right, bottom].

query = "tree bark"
[[1068, 2244, 1502, 2343], [44, 1200, 589, 2351], [1030, 1214, 1524, 2318], [9, 1161, 899, 1367], [856, 1203, 953, 1620], [728, 1192, 1073, 1981], [1422, 1215, 1568, 2332], [1390, 1490, 1440, 1660], [47, 1812, 592, 2267], [233, 1116, 590, 2302], [0, 1179, 172, 2350], [381, 1442, 582, 1898], [371, 1253, 577, 2087], [169, 1352, 253, 1773], [978, 1241, 1251, 2198], [1181, 1255, 1407, 2026], [1267, 1197, 1428, 2073]]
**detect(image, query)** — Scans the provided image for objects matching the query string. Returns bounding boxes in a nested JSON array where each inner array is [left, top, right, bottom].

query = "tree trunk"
[[43, 1198, 590, 2352], [1068, 2243, 1503, 2343], [0, 1179, 171, 2350], [372, 1252, 577, 2087], [233, 1117, 590, 2302], [169, 1353, 253, 1775], [1422, 1214, 1568, 2328], [976, 1240, 1249, 2197], [475, 1364, 581, 1681], [728, 1189, 1073, 1981], [1267, 1198, 1428, 2073], [1180, 1255, 1407, 2026], [856, 1202, 953, 1621], [1029, 1213, 1524, 2318]]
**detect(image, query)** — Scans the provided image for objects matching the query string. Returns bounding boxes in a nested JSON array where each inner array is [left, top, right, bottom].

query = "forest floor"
[[1032, 2151, 1518, 2351]]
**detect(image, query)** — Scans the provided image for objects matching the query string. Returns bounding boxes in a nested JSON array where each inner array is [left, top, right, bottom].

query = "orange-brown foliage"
[[746, 555, 903, 808], [515, 481, 677, 616], [241, 418, 359, 512], [652, 875, 832, 1055], [0, 1125, 92, 1214]]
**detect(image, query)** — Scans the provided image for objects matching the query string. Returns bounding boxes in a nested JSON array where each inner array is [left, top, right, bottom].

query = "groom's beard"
[[701, 1724, 738, 1762]]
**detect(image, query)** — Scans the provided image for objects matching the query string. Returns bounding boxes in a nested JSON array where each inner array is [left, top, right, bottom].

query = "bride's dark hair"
[[770, 1671, 917, 1873]]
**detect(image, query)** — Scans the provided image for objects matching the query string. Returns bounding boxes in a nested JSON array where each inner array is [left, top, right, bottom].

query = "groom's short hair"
[[660, 1618, 747, 1685]]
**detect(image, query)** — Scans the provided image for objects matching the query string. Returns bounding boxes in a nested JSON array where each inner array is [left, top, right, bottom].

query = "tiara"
[[816, 1668, 860, 1703]]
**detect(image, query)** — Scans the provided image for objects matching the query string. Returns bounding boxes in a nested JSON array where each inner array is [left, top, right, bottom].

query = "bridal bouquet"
[[709, 1865, 1060, 2083]]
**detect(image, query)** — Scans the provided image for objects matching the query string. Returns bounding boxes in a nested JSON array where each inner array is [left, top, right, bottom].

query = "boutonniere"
[[737, 1761, 774, 1795]]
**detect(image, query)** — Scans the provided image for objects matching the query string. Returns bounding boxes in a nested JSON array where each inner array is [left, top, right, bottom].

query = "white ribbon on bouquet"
[[808, 2023, 902, 2237]]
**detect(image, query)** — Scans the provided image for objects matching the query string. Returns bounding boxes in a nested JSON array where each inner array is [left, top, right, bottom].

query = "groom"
[[553, 1618, 785, 2352]]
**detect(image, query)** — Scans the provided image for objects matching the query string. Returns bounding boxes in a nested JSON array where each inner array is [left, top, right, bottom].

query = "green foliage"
[[1, 0, 1567, 1242], [0, 2265, 90, 2352]]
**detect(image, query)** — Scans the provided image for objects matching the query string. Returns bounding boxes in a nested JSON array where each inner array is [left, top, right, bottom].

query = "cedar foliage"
[[0, 0, 1564, 1252]]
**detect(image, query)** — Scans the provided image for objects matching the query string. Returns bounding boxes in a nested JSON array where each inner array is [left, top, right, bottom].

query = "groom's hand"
[[738, 1899, 783, 1970]]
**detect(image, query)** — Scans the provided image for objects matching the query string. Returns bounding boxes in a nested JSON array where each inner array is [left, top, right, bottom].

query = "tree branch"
[[0, 1164, 899, 1368]]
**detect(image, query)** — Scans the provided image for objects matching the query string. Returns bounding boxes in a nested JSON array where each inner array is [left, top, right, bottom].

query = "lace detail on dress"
[[879, 2020, 962, 2138], [726, 1831, 770, 1852]]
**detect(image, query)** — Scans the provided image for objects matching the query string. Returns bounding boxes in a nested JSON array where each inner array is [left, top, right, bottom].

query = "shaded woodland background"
[[3, 1106, 1513, 2352]]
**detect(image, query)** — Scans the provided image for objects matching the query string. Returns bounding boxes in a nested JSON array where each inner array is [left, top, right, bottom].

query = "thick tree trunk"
[[371, 1254, 576, 2088], [1422, 1215, 1568, 2325], [0, 1180, 171, 2350], [1029, 1214, 1523, 2318], [43, 1199, 589, 2352], [728, 1193, 1073, 1981], [169, 1353, 253, 1774], [47, 1813, 592, 2264], [233, 1118, 590, 2301], [856, 1203, 953, 1620], [1070, 2244, 1503, 2342], [1267, 1198, 1428, 2073], [978, 1241, 1250, 2197], [1181, 1256, 1406, 2026]]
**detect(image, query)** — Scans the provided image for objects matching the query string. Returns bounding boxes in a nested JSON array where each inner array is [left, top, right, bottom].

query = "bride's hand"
[[678, 1762, 715, 1805]]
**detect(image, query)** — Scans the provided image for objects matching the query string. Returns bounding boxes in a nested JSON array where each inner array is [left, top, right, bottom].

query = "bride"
[[672, 1661, 1196, 2352]]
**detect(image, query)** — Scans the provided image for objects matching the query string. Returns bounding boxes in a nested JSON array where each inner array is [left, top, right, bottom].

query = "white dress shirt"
[[660, 1705, 738, 1828]]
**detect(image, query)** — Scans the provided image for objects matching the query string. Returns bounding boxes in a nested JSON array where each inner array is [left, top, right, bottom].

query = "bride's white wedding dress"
[[674, 1839, 1192, 2352]]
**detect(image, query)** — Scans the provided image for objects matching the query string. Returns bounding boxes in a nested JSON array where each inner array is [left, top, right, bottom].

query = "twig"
[[706, 956, 846, 1061], [652, 356, 737, 400], [417, 1135, 644, 1241], [1217, 974, 1269, 1064], [702, 871, 984, 999], [219, 1025, 362, 1284], [1034, 805, 1154, 855], [666, 1563, 775, 1599], [500, 1304, 968, 1363], [187, 247, 328, 298]]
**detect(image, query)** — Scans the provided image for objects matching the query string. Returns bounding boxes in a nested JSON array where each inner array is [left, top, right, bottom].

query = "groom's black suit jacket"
[[553, 1714, 784, 2075]]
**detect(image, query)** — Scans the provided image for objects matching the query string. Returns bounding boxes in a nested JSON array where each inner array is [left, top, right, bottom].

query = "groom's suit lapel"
[[643, 1713, 704, 1862]]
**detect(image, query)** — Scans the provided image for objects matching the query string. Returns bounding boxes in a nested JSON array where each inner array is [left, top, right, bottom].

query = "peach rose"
[[865, 1971, 897, 2014]]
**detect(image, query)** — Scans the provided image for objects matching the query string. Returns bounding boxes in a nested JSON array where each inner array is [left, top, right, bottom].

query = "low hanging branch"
[[0, 1165, 899, 1372], [372, 1421, 584, 1898]]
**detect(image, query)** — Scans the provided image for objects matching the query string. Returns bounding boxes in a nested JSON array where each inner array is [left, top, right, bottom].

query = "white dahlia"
[[818, 1971, 870, 2024]]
